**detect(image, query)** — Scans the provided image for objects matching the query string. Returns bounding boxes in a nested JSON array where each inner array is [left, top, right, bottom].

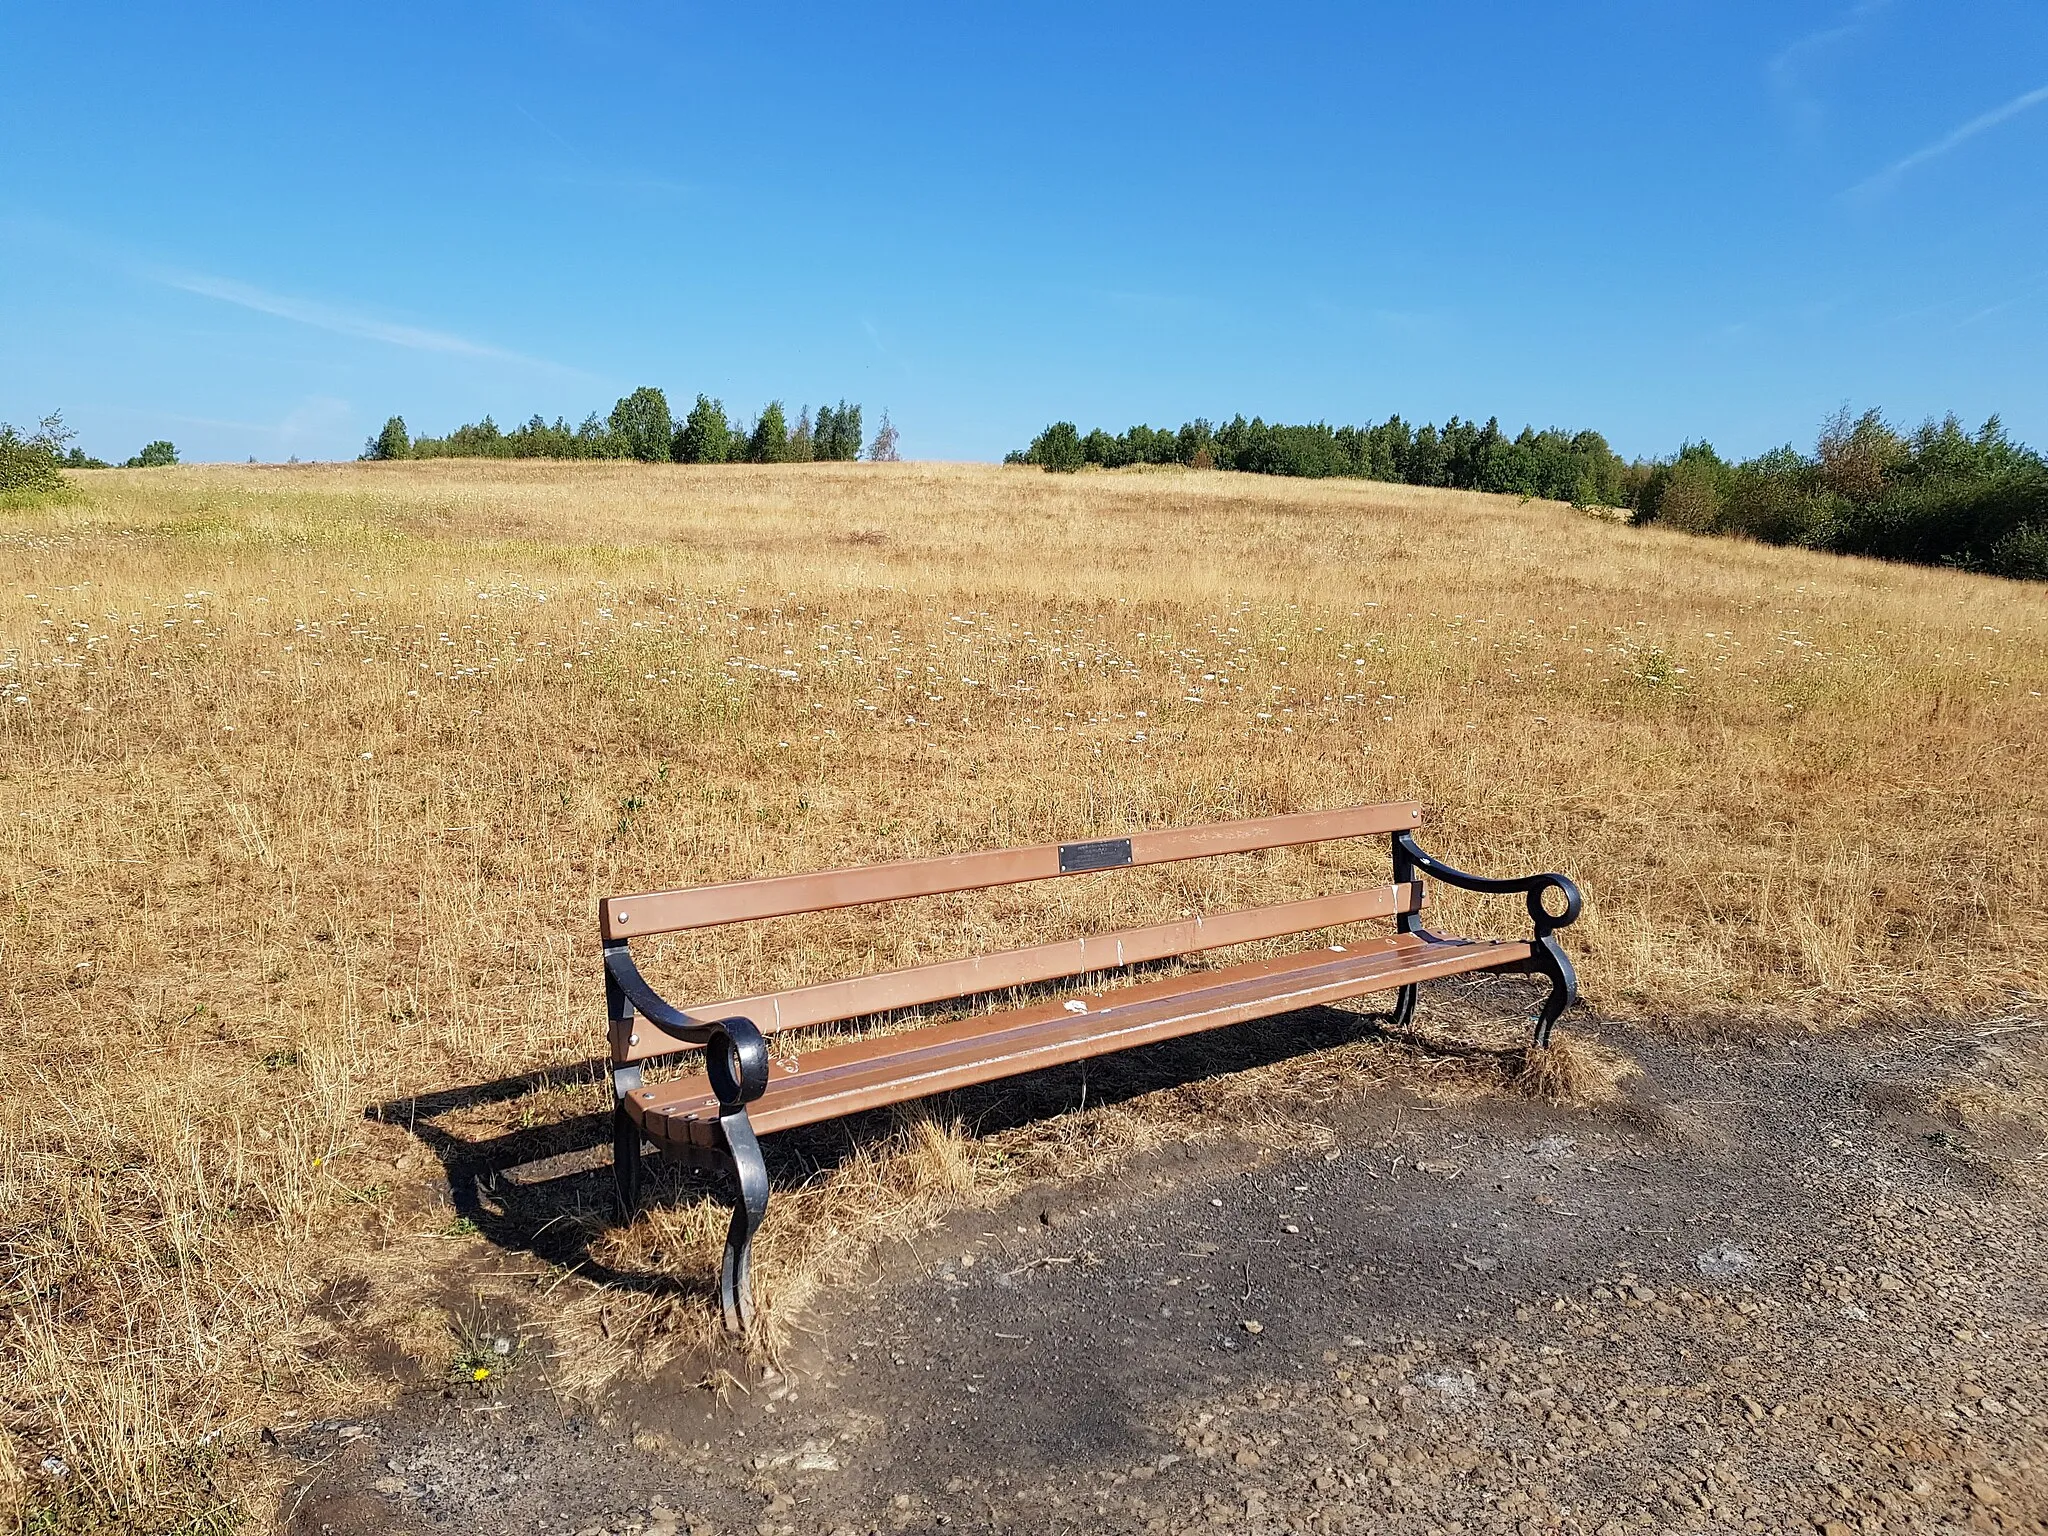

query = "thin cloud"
[[514, 102, 578, 155], [1849, 82, 2048, 200], [548, 171, 695, 198], [1769, 1, 1890, 141], [150, 266, 571, 370]]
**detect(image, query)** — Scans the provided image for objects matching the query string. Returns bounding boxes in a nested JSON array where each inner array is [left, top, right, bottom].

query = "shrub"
[[1989, 523, 2048, 581], [609, 387, 673, 463], [1654, 458, 1726, 534], [1718, 455, 1826, 545], [0, 414, 68, 494]]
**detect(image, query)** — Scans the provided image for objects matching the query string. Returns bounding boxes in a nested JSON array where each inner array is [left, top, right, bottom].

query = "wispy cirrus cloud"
[[1768, 1, 1890, 144], [1847, 82, 2048, 201], [148, 265, 577, 372]]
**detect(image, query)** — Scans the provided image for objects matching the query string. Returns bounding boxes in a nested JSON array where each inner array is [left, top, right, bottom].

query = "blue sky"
[[4, 2, 2045, 465]]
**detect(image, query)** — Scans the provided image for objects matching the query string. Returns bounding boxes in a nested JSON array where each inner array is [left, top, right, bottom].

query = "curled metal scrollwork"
[[1391, 831, 1582, 936], [603, 941, 768, 1108], [705, 1016, 770, 1108], [603, 940, 719, 1045]]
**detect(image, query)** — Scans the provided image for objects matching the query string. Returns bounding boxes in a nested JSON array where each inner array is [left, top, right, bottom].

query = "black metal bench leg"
[[719, 1109, 770, 1334], [1529, 936, 1578, 1049], [612, 1099, 644, 1220], [1387, 983, 1419, 1032]]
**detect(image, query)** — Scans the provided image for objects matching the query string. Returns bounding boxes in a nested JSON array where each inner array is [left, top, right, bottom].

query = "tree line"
[[364, 387, 899, 465], [0, 413, 177, 492], [1013, 415, 1630, 505], [1011, 408, 2048, 580]]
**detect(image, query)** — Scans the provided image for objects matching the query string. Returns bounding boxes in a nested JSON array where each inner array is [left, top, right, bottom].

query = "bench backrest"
[[604, 801, 1426, 1064]]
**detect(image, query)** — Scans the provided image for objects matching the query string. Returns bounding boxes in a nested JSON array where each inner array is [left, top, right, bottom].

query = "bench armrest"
[[1392, 831, 1582, 938], [604, 942, 769, 1108]]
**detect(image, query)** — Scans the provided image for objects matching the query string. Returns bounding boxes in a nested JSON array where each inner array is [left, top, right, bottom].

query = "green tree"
[[609, 387, 674, 462], [749, 401, 790, 463], [674, 395, 733, 463], [1027, 421, 1081, 472], [814, 401, 863, 461], [362, 416, 410, 461], [788, 405, 815, 462], [126, 441, 178, 468]]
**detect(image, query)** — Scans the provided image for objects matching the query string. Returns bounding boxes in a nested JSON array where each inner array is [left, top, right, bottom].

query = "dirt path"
[[286, 1018, 2048, 1535]]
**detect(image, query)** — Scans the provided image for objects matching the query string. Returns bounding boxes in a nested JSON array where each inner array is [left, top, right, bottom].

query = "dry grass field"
[[2, 460, 2043, 1531]]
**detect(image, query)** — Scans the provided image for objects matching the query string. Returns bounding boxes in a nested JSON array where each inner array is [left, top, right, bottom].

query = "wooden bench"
[[600, 802, 1581, 1330]]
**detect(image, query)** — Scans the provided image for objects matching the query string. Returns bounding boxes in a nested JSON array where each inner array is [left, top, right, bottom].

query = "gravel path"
[[286, 1019, 2048, 1535]]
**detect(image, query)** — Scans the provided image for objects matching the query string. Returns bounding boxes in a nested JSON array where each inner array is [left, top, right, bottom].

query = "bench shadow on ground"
[[365, 985, 1536, 1307]]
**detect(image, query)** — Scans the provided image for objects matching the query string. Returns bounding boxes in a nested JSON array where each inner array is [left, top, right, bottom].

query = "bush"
[[362, 416, 411, 461], [1654, 459, 1725, 534], [1988, 523, 2048, 581], [0, 414, 69, 494], [609, 387, 673, 463], [126, 441, 178, 468]]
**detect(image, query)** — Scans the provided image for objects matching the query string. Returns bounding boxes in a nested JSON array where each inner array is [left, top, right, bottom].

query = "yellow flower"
[[472, 1367, 490, 1381]]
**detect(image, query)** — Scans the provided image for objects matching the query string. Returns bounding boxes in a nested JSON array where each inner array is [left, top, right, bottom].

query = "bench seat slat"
[[631, 932, 1530, 1143], [600, 802, 1424, 939], [620, 882, 1425, 1062]]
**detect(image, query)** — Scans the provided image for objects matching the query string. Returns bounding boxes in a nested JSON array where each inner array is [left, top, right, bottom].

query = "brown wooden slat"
[[630, 933, 1530, 1145], [600, 802, 1424, 939], [617, 882, 1426, 1062]]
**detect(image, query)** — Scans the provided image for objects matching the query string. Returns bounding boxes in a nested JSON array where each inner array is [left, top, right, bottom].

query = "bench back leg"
[[612, 1100, 644, 1220], [1387, 983, 1419, 1032], [719, 1109, 771, 1334]]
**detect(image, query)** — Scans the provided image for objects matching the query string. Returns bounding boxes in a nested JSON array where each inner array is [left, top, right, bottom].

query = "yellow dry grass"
[[2, 459, 2043, 1529]]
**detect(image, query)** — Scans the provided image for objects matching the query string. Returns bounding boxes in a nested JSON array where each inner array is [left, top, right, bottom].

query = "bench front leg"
[[704, 1016, 772, 1333], [1524, 935, 1577, 1048], [604, 938, 776, 1331], [1392, 830, 1582, 1047], [718, 1109, 770, 1333]]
